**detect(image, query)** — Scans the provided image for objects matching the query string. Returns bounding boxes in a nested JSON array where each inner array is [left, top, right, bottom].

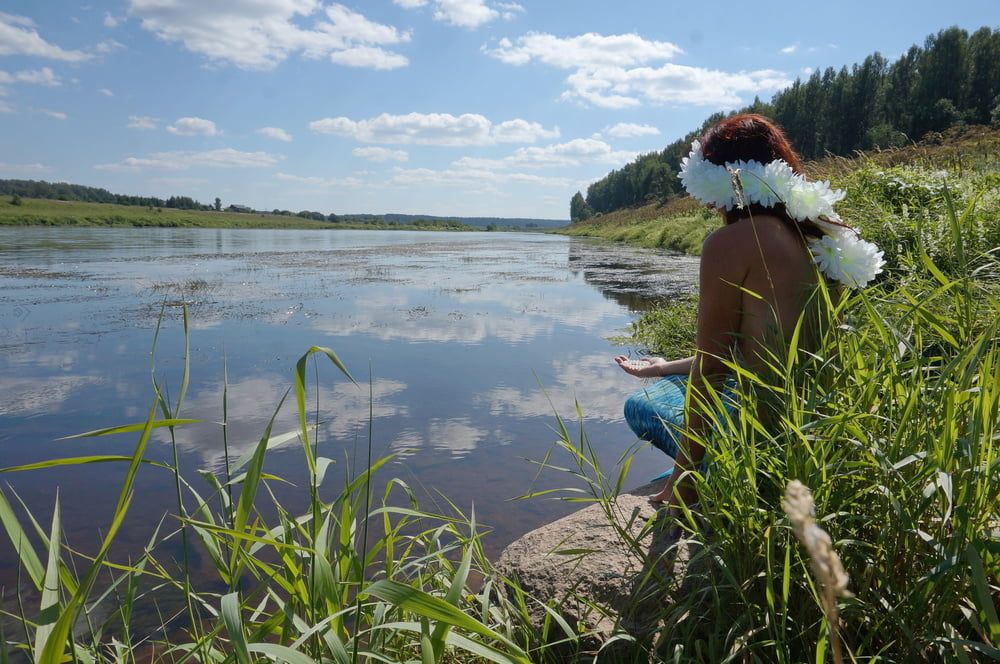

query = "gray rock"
[[495, 482, 695, 661]]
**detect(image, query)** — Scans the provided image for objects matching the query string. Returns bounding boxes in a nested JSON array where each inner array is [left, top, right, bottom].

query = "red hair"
[[700, 114, 820, 235]]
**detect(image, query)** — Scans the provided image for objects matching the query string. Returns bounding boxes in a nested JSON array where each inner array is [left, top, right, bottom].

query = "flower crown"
[[679, 140, 884, 288]]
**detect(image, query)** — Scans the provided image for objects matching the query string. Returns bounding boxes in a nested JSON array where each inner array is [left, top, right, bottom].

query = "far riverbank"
[[0, 197, 478, 231]]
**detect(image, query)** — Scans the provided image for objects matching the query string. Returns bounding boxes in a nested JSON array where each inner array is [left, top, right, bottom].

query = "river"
[[0, 227, 698, 587]]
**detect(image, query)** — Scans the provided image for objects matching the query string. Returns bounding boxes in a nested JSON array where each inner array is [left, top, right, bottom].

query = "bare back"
[[698, 214, 819, 376]]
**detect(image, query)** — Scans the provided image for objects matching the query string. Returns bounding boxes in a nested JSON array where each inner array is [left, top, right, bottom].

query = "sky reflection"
[[0, 228, 694, 582]]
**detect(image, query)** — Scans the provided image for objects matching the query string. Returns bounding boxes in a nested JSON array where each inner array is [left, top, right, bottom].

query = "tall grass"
[[0, 333, 587, 662], [571, 191, 997, 661], [1, 159, 997, 661]]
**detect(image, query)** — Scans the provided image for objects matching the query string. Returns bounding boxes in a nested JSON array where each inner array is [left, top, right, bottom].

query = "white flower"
[[780, 176, 846, 222], [678, 138, 884, 289], [760, 160, 796, 207], [679, 142, 736, 209], [809, 232, 885, 288]]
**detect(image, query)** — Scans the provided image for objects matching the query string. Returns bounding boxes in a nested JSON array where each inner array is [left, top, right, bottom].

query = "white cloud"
[[257, 126, 293, 142], [485, 32, 683, 68], [496, 2, 524, 20], [329, 45, 407, 70], [127, 114, 158, 129], [562, 64, 792, 109], [96, 148, 282, 171], [781, 43, 798, 54], [167, 116, 219, 136], [802, 66, 814, 75], [0, 376, 100, 417], [475, 353, 635, 422], [149, 176, 209, 188], [508, 138, 636, 168], [42, 109, 68, 120], [276, 172, 366, 188], [95, 38, 125, 54], [0, 67, 61, 87], [103, 13, 122, 27], [353, 147, 408, 162], [387, 165, 573, 188], [487, 31, 789, 108], [128, 0, 410, 70], [395, 0, 500, 28], [0, 100, 13, 113], [309, 112, 558, 146], [0, 162, 49, 172], [99, 87, 114, 96], [492, 119, 560, 143], [433, 0, 498, 28], [426, 418, 486, 456], [606, 122, 660, 138], [0, 12, 92, 61], [452, 138, 635, 170]]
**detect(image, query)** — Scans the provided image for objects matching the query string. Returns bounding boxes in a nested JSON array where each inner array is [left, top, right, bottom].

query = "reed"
[[585, 188, 999, 661], [0, 148, 996, 662], [0, 328, 580, 663]]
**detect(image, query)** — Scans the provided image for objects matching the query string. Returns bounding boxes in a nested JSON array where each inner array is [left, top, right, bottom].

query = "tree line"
[[573, 25, 999, 220], [0, 179, 222, 211]]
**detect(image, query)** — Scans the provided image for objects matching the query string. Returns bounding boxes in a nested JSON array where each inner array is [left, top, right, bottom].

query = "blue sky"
[[0, 1, 995, 219]]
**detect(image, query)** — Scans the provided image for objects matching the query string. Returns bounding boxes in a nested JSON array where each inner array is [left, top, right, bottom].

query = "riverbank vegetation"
[[0, 197, 476, 231], [561, 124, 1000, 261], [603, 177, 999, 661], [568, 26, 999, 217], [1, 126, 997, 661]]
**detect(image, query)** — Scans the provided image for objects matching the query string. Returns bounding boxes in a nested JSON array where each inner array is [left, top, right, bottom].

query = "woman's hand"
[[614, 355, 667, 378]]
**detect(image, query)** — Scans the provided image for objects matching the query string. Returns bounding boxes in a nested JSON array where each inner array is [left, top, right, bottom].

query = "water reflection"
[[475, 352, 634, 423], [0, 374, 102, 416], [153, 373, 408, 469], [0, 228, 697, 593]]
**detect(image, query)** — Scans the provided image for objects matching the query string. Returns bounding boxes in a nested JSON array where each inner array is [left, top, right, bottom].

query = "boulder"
[[495, 483, 695, 661]]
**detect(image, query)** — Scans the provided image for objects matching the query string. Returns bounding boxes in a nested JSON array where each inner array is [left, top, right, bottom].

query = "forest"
[[574, 26, 999, 219], [0, 179, 215, 210]]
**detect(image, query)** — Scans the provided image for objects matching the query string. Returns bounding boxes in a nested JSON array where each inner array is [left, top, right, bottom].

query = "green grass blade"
[[58, 419, 199, 440], [965, 544, 1000, 643], [1, 456, 171, 473], [248, 643, 320, 664], [430, 541, 474, 659], [0, 488, 45, 589], [294, 346, 356, 474], [33, 494, 62, 660], [220, 593, 252, 664], [233, 391, 288, 536], [363, 580, 530, 663], [228, 425, 317, 474]]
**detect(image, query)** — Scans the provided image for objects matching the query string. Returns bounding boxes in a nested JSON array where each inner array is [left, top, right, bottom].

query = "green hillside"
[[570, 26, 1000, 219], [560, 124, 1000, 263]]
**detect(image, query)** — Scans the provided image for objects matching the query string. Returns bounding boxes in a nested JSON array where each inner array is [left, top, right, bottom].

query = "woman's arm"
[[614, 354, 694, 377]]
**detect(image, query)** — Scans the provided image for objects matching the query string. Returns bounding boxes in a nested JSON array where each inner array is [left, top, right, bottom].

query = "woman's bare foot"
[[648, 491, 670, 507]]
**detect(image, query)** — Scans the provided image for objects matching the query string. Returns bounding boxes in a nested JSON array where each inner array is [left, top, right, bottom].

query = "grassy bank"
[[0, 197, 475, 231], [559, 125, 1000, 260], [0, 129, 997, 662]]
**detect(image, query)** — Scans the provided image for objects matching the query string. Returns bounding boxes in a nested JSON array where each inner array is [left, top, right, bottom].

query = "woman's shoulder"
[[704, 214, 797, 252]]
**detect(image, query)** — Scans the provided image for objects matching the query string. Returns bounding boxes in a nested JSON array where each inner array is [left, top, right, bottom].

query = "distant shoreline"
[[0, 197, 563, 232]]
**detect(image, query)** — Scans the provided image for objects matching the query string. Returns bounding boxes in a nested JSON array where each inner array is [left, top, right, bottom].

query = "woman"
[[615, 114, 883, 508]]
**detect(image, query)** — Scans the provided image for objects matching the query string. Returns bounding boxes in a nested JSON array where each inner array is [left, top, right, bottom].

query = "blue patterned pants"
[[624, 375, 738, 460]]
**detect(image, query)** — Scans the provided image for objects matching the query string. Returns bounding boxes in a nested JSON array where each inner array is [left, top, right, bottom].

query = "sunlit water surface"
[[0, 227, 699, 585]]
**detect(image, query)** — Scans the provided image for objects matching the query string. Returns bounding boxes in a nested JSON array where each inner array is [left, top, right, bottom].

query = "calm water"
[[0, 227, 698, 583]]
